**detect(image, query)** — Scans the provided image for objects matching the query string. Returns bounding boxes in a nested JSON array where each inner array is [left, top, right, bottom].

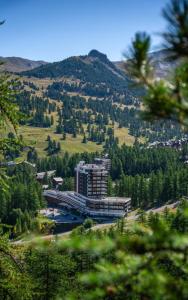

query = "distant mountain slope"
[[149, 50, 178, 78], [21, 49, 177, 96], [114, 49, 178, 79], [9, 48, 186, 158], [0, 56, 47, 73], [21, 50, 131, 92]]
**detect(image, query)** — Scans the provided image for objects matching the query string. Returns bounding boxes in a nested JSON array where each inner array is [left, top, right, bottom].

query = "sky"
[[1, 0, 169, 62]]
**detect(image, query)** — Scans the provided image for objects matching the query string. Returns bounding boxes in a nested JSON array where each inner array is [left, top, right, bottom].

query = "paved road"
[[89, 201, 179, 231], [12, 202, 179, 245], [40, 208, 84, 223]]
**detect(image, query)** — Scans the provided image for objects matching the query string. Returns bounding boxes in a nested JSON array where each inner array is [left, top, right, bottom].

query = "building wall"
[[44, 190, 131, 218], [76, 167, 108, 199]]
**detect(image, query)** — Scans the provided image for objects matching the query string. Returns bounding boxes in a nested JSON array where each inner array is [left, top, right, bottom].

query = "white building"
[[43, 190, 131, 218]]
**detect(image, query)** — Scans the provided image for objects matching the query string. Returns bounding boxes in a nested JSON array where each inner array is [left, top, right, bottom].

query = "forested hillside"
[[0, 163, 45, 236], [3, 49, 185, 160]]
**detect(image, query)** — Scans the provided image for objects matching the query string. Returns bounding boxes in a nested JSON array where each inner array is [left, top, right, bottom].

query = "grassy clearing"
[[18, 124, 137, 157], [16, 118, 139, 157], [18, 125, 102, 156], [17, 118, 136, 157], [1, 120, 138, 159], [114, 124, 146, 146], [114, 126, 135, 146], [13, 76, 142, 156]]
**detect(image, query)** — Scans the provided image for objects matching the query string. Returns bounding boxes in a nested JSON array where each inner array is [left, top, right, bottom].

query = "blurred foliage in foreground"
[[1, 200, 188, 299]]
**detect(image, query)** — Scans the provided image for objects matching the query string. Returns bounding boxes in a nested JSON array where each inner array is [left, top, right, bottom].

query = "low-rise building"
[[36, 170, 56, 183], [42, 184, 49, 190], [43, 190, 131, 218], [53, 177, 63, 189]]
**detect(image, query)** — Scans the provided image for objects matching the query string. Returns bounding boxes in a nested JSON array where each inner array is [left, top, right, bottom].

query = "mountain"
[[149, 49, 178, 78], [21, 49, 125, 79], [114, 49, 178, 79], [2, 49, 177, 81], [21, 50, 131, 93], [7, 48, 186, 159], [0, 56, 48, 73], [20, 49, 178, 96]]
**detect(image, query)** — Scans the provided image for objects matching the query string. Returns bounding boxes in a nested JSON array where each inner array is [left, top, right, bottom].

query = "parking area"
[[40, 207, 84, 224]]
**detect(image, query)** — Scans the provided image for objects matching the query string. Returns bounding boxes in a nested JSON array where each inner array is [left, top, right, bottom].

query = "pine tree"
[[62, 132, 66, 140], [82, 134, 87, 144], [57, 142, 61, 152], [51, 115, 54, 125]]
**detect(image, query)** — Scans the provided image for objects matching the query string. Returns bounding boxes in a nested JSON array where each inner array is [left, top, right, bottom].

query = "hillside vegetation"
[[2, 49, 186, 160]]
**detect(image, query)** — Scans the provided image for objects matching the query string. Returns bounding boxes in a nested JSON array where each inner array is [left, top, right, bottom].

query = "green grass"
[[17, 122, 140, 158], [1, 121, 139, 160], [18, 125, 103, 156], [37, 214, 54, 225], [11, 78, 142, 157], [18, 124, 138, 157], [114, 126, 135, 146], [114, 125, 145, 146]]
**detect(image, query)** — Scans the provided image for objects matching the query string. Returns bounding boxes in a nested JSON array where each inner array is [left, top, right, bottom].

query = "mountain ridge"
[[20, 49, 132, 97], [0, 56, 48, 73], [114, 49, 178, 78], [0, 49, 176, 78], [20, 49, 127, 81]]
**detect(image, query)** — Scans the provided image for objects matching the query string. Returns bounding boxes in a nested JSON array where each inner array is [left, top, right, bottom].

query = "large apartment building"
[[44, 158, 131, 218], [75, 161, 108, 198]]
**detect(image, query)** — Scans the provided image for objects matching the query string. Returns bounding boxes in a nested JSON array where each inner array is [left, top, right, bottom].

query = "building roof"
[[36, 170, 56, 180], [42, 185, 49, 190], [76, 163, 107, 172], [53, 177, 63, 182], [94, 158, 110, 162], [103, 197, 131, 204]]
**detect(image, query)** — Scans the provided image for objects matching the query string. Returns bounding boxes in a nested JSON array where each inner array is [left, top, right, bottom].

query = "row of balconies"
[[87, 183, 107, 186], [44, 191, 129, 218], [87, 186, 107, 191], [87, 190, 107, 193]]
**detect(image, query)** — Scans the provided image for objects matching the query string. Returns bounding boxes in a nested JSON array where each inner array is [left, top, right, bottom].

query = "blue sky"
[[1, 0, 169, 62]]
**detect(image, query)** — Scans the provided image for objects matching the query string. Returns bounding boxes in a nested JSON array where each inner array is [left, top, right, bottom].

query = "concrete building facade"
[[44, 190, 131, 218], [75, 161, 108, 198]]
